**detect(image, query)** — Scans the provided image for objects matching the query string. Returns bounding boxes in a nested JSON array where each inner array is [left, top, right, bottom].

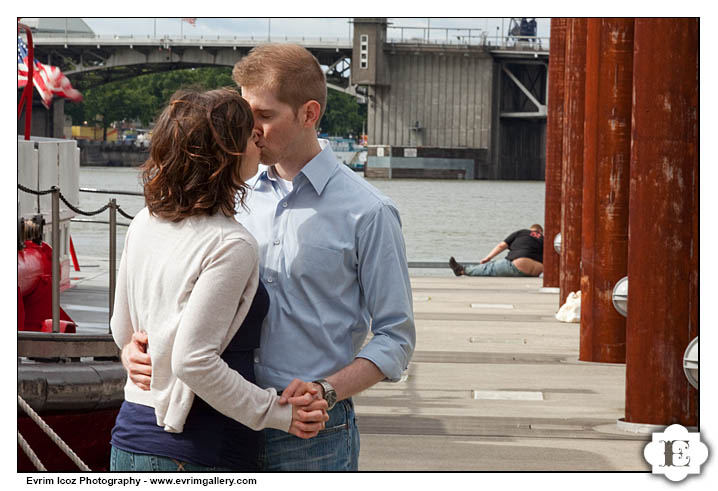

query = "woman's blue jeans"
[[110, 446, 238, 472]]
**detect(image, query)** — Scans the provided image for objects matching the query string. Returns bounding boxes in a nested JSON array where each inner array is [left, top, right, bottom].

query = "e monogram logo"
[[644, 424, 708, 482]]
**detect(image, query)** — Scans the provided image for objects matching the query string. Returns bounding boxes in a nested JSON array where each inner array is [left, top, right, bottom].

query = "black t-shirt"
[[504, 229, 544, 263]]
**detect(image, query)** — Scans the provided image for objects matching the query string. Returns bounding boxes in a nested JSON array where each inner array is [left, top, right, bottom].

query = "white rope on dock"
[[18, 431, 47, 471], [17, 395, 91, 471]]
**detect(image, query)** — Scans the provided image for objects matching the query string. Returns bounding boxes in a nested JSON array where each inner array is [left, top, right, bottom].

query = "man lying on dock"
[[449, 224, 544, 277]]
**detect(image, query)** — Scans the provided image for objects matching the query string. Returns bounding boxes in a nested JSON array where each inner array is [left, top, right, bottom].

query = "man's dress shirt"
[[237, 140, 415, 391]]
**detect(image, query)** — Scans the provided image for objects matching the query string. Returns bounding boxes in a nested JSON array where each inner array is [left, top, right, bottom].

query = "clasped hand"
[[281, 379, 330, 439]]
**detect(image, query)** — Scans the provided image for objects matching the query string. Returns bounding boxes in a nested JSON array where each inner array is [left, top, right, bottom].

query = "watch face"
[[326, 390, 336, 404], [314, 380, 337, 409], [325, 390, 337, 409], [321, 382, 337, 408]]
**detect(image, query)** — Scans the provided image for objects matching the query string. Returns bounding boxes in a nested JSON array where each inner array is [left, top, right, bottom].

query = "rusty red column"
[[625, 18, 698, 426], [579, 19, 634, 363], [559, 18, 587, 308], [543, 18, 567, 288]]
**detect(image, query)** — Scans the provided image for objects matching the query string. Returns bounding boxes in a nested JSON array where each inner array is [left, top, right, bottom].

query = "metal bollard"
[[109, 198, 116, 331], [51, 187, 60, 334]]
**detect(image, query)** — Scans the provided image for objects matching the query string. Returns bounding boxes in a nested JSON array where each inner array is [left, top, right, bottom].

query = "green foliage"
[[65, 67, 235, 139], [320, 90, 366, 137], [65, 67, 367, 140]]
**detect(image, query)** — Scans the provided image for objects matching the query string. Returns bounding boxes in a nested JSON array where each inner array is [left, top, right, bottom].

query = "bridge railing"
[[34, 30, 548, 51], [32, 33, 352, 48], [387, 26, 550, 50]]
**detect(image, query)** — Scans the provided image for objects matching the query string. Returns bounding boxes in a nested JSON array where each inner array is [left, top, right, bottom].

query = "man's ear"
[[300, 100, 322, 128]]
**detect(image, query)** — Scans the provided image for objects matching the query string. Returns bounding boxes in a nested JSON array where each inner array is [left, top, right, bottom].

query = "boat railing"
[[18, 184, 140, 344]]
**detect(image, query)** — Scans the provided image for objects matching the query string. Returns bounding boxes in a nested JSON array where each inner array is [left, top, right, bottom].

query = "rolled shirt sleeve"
[[355, 202, 415, 381]]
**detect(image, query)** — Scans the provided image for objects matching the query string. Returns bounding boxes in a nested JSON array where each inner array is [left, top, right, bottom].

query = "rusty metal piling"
[[579, 18, 634, 363], [559, 18, 587, 308], [624, 18, 698, 426], [543, 18, 567, 288]]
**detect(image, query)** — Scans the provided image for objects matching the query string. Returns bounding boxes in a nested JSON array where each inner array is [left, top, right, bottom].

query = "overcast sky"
[[82, 18, 551, 42]]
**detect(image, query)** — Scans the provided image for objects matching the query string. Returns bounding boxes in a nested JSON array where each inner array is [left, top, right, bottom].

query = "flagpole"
[[18, 23, 34, 140]]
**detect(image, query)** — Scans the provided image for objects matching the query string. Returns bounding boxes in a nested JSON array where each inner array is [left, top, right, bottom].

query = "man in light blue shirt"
[[234, 44, 414, 471]]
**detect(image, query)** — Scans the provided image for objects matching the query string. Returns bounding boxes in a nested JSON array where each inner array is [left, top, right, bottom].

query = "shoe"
[[449, 257, 465, 276]]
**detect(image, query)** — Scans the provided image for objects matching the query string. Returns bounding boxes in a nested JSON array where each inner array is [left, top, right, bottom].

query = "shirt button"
[[282, 202, 288, 208], [254, 356, 259, 363], [273, 239, 280, 245], [267, 278, 273, 283]]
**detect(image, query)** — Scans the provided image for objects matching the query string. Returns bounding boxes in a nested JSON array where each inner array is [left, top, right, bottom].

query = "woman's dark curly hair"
[[142, 88, 254, 221]]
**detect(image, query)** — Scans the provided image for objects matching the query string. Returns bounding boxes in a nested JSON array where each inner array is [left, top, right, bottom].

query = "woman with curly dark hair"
[[109, 88, 328, 472]]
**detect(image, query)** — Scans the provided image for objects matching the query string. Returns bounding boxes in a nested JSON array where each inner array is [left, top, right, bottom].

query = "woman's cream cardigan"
[[111, 208, 291, 433]]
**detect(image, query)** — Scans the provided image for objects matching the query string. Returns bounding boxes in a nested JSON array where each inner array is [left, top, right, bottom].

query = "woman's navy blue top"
[[111, 281, 269, 470]]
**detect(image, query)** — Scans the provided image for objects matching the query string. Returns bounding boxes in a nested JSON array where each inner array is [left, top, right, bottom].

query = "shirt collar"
[[299, 139, 338, 196]]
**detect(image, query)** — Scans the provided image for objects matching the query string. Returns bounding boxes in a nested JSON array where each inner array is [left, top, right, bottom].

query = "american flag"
[[182, 18, 197, 26], [18, 35, 82, 108]]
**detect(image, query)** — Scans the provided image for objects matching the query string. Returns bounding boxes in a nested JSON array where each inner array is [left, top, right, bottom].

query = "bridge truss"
[[31, 36, 356, 95]]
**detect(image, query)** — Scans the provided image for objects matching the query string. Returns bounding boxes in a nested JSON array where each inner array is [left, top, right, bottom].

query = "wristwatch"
[[312, 379, 337, 410]]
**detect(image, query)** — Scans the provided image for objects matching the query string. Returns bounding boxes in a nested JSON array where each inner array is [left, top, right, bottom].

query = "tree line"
[[64, 67, 367, 141]]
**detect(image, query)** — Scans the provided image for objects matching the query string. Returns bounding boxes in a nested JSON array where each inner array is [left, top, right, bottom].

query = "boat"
[[18, 21, 124, 472], [326, 136, 367, 172]]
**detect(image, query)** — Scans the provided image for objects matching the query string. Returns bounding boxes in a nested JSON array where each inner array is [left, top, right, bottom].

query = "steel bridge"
[[30, 34, 356, 95], [31, 25, 548, 96]]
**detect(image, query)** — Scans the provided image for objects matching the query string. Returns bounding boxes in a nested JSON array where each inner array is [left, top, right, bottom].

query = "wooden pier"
[[356, 275, 652, 471]]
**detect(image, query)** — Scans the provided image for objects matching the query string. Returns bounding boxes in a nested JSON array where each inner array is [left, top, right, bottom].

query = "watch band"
[[312, 379, 337, 410]]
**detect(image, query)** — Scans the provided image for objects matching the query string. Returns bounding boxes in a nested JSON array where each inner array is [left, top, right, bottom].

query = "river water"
[[74, 167, 545, 275]]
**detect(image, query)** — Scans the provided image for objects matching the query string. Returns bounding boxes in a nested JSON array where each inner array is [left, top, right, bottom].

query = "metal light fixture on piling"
[[683, 337, 699, 389], [612, 276, 628, 317], [553, 232, 562, 254]]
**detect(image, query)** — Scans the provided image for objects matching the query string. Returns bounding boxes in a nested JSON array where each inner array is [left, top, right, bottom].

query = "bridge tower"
[[353, 17, 547, 180]]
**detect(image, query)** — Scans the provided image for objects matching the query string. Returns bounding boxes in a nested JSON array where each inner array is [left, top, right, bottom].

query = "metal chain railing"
[[18, 183, 137, 329], [117, 207, 135, 220], [18, 183, 135, 219], [18, 395, 91, 471]]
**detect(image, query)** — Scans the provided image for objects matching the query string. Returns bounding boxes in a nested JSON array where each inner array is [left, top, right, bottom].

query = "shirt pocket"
[[286, 243, 345, 307]]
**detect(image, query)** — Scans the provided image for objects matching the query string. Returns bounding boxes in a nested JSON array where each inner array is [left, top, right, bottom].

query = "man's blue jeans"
[[464, 258, 531, 277], [260, 399, 359, 471]]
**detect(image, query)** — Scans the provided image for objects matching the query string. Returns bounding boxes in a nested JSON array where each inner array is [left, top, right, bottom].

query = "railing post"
[[109, 198, 117, 331], [51, 187, 60, 334]]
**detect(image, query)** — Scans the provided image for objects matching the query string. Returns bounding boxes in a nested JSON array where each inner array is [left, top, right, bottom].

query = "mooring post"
[[51, 187, 60, 334], [559, 18, 587, 308], [624, 18, 698, 426], [543, 18, 568, 289], [109, 198, 117, 331], [579, 18, 634, 363]]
